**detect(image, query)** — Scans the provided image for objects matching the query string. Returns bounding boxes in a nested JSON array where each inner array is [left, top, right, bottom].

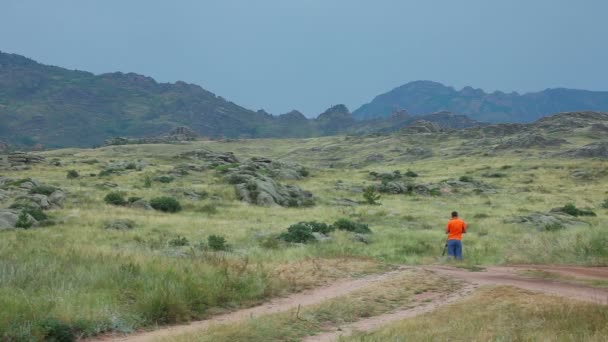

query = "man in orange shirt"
[[446, 211, 467, 260]]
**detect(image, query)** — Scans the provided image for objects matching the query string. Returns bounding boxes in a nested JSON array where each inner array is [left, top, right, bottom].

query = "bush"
[[66, 170, 79, 180], [104, 192, 127, 206], [39, 318, 75, 342], [601, 199, 608, 209], [23, 206, 48, 221], [559, 203, 596, 217], [363, 186, 381, 205], [155, 175, 174, 183], [30, 185, 57, 196], [333, 218, 372, 234], [405, 170, 418, 177], [143, 175, 152, 188], [199, 204, 218, 214], [259, 236, 280, 249], [168, 236, 189, 247], [299, 168, 310, 177], [208, 235, 228, 251], [150, 197, 182, 213], [225, 174, 249, 184], [459, 176, 474, 182], [279, 223, 316, 243], [15, 211, 33, 229], [306, 221, 335, 235], [128, 196, 142, 204], [544, 222, 565, 231], [125, 162, 137, 170]]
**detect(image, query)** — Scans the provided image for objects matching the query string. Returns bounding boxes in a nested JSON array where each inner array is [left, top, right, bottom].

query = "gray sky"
[[1, 0, 607, 116]]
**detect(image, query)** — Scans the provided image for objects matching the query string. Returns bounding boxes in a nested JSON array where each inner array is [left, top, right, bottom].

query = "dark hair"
[[451, 211, 458, 218]]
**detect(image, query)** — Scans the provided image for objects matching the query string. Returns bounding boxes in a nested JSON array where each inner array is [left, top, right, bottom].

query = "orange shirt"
[[446, 218, 467, 240]]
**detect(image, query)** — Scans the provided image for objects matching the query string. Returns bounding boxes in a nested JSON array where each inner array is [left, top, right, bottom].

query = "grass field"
[[1, 128, 607, 340]]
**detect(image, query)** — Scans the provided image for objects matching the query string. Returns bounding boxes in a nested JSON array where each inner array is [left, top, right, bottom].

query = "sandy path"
[[90, 265, 608, 342], [89, 268, 413, 342]]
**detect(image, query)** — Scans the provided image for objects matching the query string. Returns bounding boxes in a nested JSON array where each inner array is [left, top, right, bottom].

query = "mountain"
[[353, 80, 608, 123], [0, 51, 277, 147]]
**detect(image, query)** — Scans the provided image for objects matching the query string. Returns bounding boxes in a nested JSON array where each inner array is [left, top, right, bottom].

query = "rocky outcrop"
[[5, 152, 45, 168], [178, 149, 239, 166], [558, 141, 608, 159], [232, 172, 313, 207], [495, 134, 567, 149], [402, 120, 443, 134], [0, 209, 37, 230], [505, 212, 589, 229], [104, 126, 198, 146]]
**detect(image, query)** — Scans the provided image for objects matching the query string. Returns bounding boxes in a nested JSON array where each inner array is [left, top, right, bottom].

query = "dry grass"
[[343, 286, 608, 341]]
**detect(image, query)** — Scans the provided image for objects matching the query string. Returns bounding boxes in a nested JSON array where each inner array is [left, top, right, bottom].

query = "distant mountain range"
[[1, 51, 607, 148], [353, 80, 608, 122]]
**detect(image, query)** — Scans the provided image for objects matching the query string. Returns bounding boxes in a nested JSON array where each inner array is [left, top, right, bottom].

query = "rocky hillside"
[[353, 80, 608, 123]]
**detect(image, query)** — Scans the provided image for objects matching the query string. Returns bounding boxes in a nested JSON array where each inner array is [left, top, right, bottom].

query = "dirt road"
[[91, 265, 608, 342]]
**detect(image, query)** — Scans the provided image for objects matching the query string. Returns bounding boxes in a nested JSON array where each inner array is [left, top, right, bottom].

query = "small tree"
[[104, 192, 127, 206], [363, 186, 381, 205], [66, 170, 79, 181], [150, 196, 182, 213]]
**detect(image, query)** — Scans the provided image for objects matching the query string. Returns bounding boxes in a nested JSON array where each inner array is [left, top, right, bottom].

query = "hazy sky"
[[1, 0, 607, 116]]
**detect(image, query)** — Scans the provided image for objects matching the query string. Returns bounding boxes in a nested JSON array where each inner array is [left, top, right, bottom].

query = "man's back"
[[446, 217, 466, 240]]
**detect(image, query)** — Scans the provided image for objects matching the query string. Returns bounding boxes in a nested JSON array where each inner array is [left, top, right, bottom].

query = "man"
[[446, 211, 467, 260]]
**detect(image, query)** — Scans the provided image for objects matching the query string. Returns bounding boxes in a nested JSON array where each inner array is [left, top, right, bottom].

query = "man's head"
[[451, 211, 458, 218]]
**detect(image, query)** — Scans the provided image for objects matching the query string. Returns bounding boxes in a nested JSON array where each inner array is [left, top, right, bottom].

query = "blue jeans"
[[447, 240, 463, 260]]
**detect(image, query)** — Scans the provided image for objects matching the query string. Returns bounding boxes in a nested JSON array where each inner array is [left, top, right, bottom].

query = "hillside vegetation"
[[0, 111, 607, 340]]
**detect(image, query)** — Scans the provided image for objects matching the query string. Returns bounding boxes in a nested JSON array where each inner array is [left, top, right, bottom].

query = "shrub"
[[333, 218, 372, 234], [363, 186, 381, 205], [459, 175, 474, 182], [559, 203, 596, 217], [15, 211, 33, 229], [306, 221, 335, 235], [150, 197, 182, 213], [473, 213, 489, 219], [125, 162, 137, 170], [168, 236, 189, 247], [208, 235, 228, 251], [259, 236, 280, 249], [544, 222, 565, 231], [225, 174, 249, 184], [405, 170, 418, 177], [601, 199, 608, 209], [128, 196, 142, 203], [215, 163, 239, 173], [430, 188, 441, 196], [30, 185, 57, 196], [299, 168, 310, 177], [66, 170, 79, 180], [155, 175, 174, 183], [39, 318, 75, 342], [143, 175, 152, 188], [23, 206, 48, 221], [104, 192, 127, 206], [279, 223, 316, 243]]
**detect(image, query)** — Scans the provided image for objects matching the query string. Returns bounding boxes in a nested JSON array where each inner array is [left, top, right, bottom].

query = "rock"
[[559, 141, 608, 159], [104, 219, 135, 230], [402, 120, 443, 134], [401, 146, 433, 160], [130, 199, 153, 210], [365, 153, 384, 163], [14, 194, 51, 210], [376, 181, 411, 194], [181, 190, 208, 201], [178, 149, 239, 166], [48, 190, 66, 207], [0, 209, 37, 230], [99, 182, 118, 188], [0, 209, 19, 229], [352, 233, 370, 244], [504, 212, 588, 228], [0, 189, 8, 202], [495, 134, 567, 149], [332, 198, 360, 206], [234, 173, 313, 207], [312, 232, 332, 242], [7, 152, 45, 166]]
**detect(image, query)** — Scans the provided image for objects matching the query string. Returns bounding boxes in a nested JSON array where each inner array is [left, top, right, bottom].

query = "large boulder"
[[178, 149, 239, 166], [130, 199, 153, 210]]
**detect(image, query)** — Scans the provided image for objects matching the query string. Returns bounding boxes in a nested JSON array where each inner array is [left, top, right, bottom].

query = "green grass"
[[1, 132, 607, 339]]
